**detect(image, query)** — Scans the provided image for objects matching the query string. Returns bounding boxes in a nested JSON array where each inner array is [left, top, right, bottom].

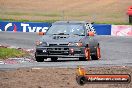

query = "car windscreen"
[[46, 24, 85, 36]]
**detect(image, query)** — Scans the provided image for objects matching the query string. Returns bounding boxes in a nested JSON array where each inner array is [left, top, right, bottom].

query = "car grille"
[[47, 48, 69, 55], [49, 44, 57, 46], [49, 44, 68, 46]]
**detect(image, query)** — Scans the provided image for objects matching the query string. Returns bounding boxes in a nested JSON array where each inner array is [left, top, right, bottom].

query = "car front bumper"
[[35, 46, 86, 58]]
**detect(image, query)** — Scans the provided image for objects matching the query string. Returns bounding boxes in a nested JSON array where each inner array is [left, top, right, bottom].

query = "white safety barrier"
[[111, 25, 132, 36]]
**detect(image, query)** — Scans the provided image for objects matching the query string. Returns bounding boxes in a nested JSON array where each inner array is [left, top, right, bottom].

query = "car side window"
[[70, 25, 84, 35]]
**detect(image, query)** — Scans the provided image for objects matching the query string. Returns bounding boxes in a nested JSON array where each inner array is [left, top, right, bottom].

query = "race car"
[[35, 21, 101, 62]]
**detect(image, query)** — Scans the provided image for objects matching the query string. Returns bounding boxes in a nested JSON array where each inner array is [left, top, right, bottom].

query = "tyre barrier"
[[0, 21, 132, 36]]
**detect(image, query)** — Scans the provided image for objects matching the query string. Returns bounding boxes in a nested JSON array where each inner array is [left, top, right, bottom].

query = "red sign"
[[127, 6, 132, 15], [76, 67, 131, 85]]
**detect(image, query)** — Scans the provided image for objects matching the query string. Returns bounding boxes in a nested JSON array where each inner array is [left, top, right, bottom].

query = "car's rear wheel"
[[51, 57, 58, 62], [91, 45, 101, 60], [79, 57, 86, 61], [91, 55, 98, 60]]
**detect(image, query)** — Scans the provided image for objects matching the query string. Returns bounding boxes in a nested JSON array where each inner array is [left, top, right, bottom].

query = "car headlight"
[[36, 41, 42, 46], [42, 42, 47, 46], [68, 42, 83, 47]]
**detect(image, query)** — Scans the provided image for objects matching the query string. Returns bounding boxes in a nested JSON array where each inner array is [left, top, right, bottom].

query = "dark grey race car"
[[35, 21, 101, 62]]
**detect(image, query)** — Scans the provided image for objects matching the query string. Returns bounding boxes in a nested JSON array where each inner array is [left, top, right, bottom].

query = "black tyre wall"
[[129, 15, 132, 24]]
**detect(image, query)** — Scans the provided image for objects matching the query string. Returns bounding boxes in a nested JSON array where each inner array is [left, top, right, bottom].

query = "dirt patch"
[[0, 66, 132, 88]]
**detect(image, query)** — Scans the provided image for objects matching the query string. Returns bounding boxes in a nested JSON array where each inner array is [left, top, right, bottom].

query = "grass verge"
[[0, 18, 58, 23], [0, 48, 27, 60], [0, 18, 131, 25]]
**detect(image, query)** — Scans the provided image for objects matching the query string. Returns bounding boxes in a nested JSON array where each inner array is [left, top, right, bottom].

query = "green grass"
[[0, 48, 27, 60], [3, 12, 61, 17], [0, 18, 58, 23], [95, 21, 131, 25], [0, 18, 131, 25]]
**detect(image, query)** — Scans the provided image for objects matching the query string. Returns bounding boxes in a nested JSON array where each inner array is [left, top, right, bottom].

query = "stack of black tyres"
[[129, 15, 132, 24]]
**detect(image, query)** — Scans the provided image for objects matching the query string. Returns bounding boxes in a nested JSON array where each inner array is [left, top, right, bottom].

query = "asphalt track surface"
[[0, 32, 132, 69]]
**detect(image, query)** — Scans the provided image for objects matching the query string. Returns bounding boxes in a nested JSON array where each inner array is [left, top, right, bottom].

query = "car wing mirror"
[[87, 31, 94, 36], [38, 32, 45, 35]]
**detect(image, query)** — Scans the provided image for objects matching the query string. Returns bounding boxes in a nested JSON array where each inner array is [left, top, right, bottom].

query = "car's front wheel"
[[35, 56, 45, 62], [35, 53, 47, 62], [84, 47, 90, 61], [79, 57, 86, 61]]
